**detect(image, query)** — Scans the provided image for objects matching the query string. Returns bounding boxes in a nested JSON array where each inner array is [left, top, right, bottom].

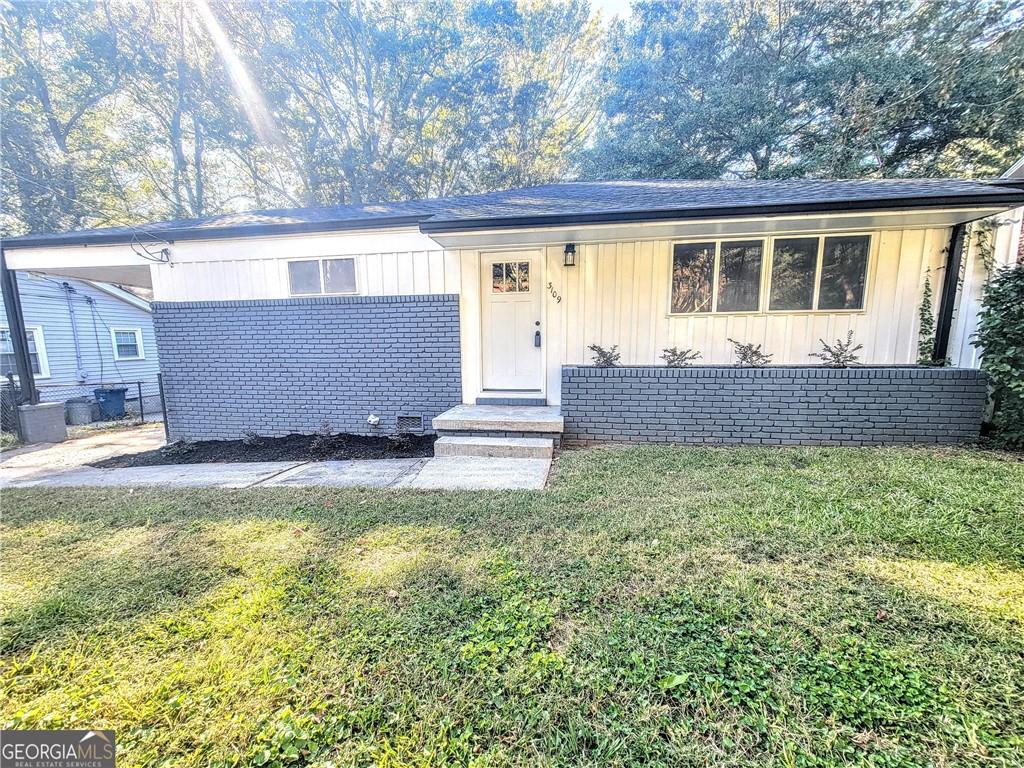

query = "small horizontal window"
[[671, 240, 764, 314], [288, 257, 358, 296]]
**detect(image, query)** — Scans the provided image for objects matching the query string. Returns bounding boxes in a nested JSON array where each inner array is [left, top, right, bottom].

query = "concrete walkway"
[[2, 455, 551, 491], [1, 422, 552, 491]]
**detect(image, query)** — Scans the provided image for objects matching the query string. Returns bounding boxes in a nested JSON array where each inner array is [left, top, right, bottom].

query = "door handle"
[[534, 330, 542, 347]]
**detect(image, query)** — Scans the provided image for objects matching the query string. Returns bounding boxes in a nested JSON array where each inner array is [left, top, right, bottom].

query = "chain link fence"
[[1, 374, 164, 442]]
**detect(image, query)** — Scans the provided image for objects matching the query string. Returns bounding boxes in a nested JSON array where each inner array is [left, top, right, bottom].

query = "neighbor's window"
[[769, 235, 869, 311], [287, 257, 358, 296], [111, 328, 144, 360], [0, 326, 49, 378], [671, 240, 764, 314]]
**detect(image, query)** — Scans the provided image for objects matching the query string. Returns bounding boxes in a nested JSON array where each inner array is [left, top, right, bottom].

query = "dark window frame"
[[668, 238, 767, 315], [766, 233, 872, 313]]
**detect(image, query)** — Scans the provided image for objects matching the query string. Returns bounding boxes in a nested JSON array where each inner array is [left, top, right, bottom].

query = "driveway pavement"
[[0, 423, 167, 484], [1, 426, 551, 491]]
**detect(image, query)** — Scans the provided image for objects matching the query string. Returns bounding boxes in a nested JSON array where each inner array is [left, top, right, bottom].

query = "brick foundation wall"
[[153, 295, 461, 441], [561, 366, 987, 446]]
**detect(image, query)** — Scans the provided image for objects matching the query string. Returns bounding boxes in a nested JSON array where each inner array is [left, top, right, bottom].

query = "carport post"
[[0, 247, 38, 404]]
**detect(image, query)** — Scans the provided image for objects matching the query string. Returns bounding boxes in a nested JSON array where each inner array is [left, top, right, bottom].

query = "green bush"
[[974, 263, 1024, 447], [588, 344, 621, 367]]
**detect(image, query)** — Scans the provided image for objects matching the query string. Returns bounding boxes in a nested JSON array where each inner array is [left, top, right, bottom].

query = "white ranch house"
[[3, 178, 1023, 452]]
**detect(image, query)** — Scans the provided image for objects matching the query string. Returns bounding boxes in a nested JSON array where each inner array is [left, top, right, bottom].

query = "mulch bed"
[[91, 432, 436, 468]]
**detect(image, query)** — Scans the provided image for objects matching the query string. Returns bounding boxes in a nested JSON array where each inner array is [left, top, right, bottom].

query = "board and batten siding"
[[143, 222, 982, 406], [150, 229, 461, 301], [544, 227, 950, 369]]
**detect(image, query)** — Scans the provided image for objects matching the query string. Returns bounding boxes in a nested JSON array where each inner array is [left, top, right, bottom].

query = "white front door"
[[481, 251, 543, 391]]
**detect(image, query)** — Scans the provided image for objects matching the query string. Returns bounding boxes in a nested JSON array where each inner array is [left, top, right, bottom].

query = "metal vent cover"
[[396, 415, 423, 434]]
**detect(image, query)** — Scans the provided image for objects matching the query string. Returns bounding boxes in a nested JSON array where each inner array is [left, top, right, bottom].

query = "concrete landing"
[[403, 456, 551, 490], [432, 404, 563, 433]]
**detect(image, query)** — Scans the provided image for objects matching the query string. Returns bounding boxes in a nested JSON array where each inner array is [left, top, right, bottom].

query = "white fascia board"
[[425, 206, 1012, 250]]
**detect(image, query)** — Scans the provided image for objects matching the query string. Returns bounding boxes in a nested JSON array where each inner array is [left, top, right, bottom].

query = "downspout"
[[932, 223, 967, 364], [0, 247, 38, 403], [62, 281, 88, 380]]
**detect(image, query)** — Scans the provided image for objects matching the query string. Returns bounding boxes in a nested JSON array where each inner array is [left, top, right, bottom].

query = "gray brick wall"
[[153, 295, 461, 441], [561, 366, 987, 446]]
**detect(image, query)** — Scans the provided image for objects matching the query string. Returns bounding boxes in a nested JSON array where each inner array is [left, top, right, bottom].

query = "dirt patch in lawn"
[[91, 432, 436, 468]]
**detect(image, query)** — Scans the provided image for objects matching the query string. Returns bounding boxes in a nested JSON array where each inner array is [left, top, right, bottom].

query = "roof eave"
[[419, 193, 1024, 233], [0, 214, 429, 250]]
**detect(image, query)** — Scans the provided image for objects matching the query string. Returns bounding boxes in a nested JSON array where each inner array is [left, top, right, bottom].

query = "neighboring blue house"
[[0, 272, 161, 418]]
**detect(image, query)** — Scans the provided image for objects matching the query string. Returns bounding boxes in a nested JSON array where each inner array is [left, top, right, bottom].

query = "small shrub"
[[661, 347, 701, 367], [588, 344, 620, 367], [974, 263, 1024, 447], [161, 439, 195, 456], [241, 429, 262, 448], [310, 421, 336, 455], [809, 331, 863, 367], [728, 338, 772, 367]]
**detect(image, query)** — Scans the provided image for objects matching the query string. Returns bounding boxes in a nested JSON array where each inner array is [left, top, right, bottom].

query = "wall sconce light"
[[563, 243, 577, 267]]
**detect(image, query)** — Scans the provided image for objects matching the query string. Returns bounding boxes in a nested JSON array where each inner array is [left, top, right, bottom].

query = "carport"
[[1, 233, 162, 432]]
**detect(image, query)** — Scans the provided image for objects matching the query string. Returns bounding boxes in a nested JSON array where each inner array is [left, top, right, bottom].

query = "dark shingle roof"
[[5, 178, 1024, 248]]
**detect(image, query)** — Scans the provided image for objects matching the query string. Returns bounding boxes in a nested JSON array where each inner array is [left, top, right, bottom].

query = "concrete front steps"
[[434, 435, 553, 459], [432, 404, 563, 459]]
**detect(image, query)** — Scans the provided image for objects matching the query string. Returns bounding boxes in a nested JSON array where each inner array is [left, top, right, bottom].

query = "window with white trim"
[[287, 257, 358, 296], [768, 235, 870, 311], [111, 328, 145, 360], [0, 326, 50, 378], [671, 239, 765, 314], [669, 234, 871, 315]]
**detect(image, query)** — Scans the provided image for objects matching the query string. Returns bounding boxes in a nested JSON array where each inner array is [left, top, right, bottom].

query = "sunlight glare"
[[192, 0, 284, 147]]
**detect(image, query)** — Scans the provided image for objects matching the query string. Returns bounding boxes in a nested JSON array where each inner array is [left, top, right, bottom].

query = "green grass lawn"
[[2, 446, 1023, 767]]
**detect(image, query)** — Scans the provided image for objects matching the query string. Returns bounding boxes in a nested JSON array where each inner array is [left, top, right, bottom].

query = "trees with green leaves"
[[1, 0, 598, 233], [585, 0, 1024, 179], [2, 0, 1022, 237]]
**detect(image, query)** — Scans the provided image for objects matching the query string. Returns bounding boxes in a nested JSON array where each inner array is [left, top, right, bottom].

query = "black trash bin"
[[94, 387, 128, 420]]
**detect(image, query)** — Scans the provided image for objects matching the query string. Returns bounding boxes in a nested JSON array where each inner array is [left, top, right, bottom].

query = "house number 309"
[[547, 282, 562, 303]]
